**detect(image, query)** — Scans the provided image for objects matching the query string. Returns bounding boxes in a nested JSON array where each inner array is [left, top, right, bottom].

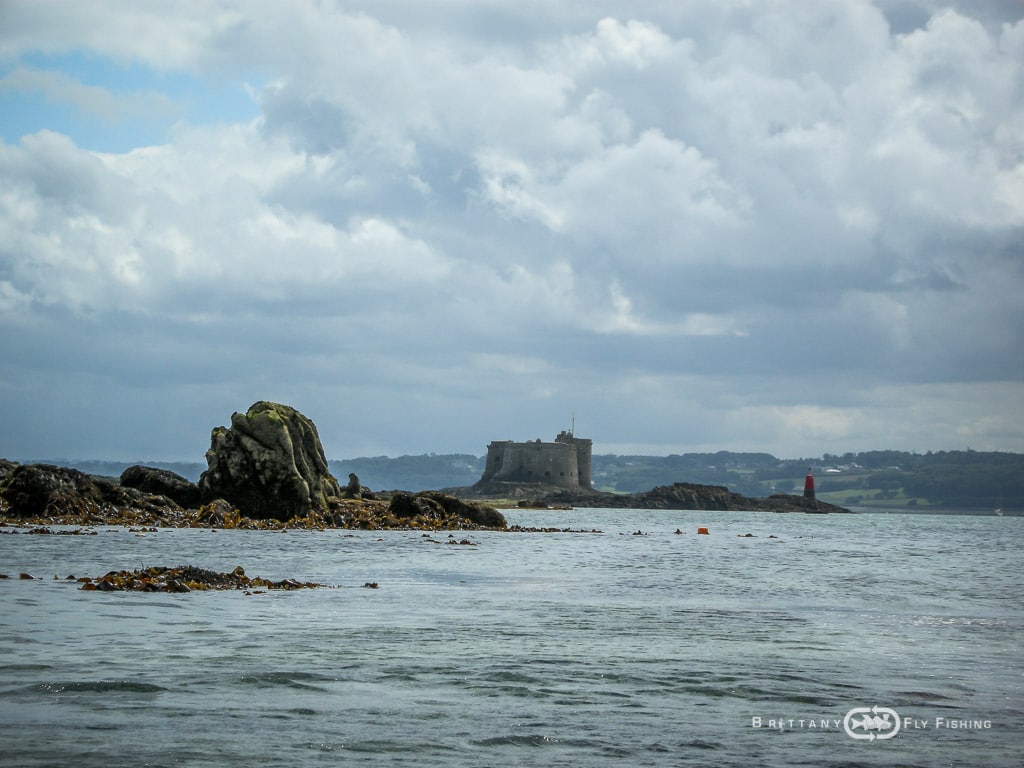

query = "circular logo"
[[843, 706, 901, 741]]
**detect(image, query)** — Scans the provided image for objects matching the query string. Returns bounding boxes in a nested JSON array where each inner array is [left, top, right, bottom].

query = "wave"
[[33, 680, 167, 694]]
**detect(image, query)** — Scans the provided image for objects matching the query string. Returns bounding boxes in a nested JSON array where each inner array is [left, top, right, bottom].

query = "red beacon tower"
[[803, 468, 816, 501]]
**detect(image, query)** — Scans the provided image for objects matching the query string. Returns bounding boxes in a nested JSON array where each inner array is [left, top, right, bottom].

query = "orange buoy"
[[697, 527, 709, 535]]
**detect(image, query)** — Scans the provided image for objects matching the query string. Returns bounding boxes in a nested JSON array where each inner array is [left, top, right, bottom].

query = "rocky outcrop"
[[0, 463, 183, 519], [632, 482, 760, 510], [389, 492, 445, 520], [343, 473, 364, 499], [632, 483, 848, 512], [120, 465, 200, 507], [454, 480, 850, 513], [754, 493, 848, 514], [0, 461, 508, 530], [389, 491, 507, 528], [464, 480, 571, 501], [78, 565, 324, 592], [198, 401, 343, 521], [419, 492, 507, 528]]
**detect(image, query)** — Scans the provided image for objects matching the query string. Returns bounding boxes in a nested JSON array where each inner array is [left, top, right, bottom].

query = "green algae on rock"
[[199, 401, 343, 521]]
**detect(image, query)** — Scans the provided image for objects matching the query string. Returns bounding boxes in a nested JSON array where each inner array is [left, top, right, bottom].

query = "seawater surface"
[[1, 509, 1021, 767]]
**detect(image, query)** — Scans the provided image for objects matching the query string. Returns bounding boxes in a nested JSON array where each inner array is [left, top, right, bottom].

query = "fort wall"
[[480, 432, 592, 489]]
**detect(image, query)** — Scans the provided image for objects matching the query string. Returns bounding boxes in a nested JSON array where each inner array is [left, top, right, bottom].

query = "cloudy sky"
[[1, 0, 1022, 463]]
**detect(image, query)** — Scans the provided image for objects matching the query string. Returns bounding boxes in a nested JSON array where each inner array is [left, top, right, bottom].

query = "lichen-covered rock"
[[198, 401, 342, 521], [120, 465, 200, 507], [0, 459, 17, 485]]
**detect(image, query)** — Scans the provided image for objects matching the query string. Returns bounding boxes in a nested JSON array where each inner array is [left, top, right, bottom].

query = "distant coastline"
[[12, 448, 1022, 512]]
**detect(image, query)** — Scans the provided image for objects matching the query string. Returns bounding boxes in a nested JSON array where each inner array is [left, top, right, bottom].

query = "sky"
[[1, 0, 1023, 463]]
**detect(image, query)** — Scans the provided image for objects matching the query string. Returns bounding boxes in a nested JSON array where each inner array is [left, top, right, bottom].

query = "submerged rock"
[[199, 401, 343, 521], [78, 564, 324, 592]]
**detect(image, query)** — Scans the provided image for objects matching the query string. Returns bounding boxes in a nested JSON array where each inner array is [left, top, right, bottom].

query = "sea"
[[1, 508, 1021, 768]]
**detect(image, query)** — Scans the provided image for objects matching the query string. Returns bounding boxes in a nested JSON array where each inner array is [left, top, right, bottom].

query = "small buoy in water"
[[697, 527, 709, 535]]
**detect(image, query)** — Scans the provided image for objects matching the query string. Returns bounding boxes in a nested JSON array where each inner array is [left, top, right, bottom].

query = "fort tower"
[[479, 430, 592, 490]]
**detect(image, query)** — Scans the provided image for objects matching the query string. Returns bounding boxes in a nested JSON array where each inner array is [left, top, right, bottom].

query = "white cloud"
[[0, 0, 1022, 460]]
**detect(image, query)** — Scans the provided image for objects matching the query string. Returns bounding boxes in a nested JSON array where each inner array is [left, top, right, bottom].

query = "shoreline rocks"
[[0, 463, 185, 521], [452, 480, 851, 513], [0, 400, 849, 525], [0, 459, 847, 526], [0, 460, 508, 531]]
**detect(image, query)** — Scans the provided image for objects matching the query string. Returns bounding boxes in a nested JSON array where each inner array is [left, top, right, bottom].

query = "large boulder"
[[198, 401, 342, 521]]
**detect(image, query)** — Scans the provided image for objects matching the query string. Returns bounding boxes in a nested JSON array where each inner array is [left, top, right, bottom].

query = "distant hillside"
[[17, 459, 207, 483], [591, 450, 1023, 511], [331, 449, 1023, 509], [330, 454, 485, 491], [15, 449, 1023, 510]]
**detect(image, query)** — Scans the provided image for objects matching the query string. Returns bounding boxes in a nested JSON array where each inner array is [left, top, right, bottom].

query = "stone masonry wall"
[[480, 434, 591, 489]]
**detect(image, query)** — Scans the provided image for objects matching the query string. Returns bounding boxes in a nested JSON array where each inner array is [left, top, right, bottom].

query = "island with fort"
[[0, 401, 848, 531], [449, 429, 843, 514]]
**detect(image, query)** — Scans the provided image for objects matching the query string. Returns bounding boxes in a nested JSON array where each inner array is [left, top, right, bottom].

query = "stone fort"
[[478, 430, 592, 489]]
